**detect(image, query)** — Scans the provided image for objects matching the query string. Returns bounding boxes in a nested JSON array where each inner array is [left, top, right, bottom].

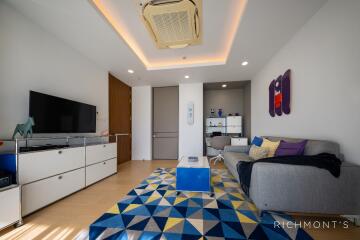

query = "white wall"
[[252, 0, 360, 164], [179, 83, 203, 157], [0, 2, 108, 138], [204, 89, 245, 117], [131, 86, 152, 160]]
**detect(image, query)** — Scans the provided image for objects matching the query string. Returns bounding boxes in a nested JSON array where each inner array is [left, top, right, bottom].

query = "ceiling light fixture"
[[222, 84, 227, 88], [128, 69, 134, 74], [241, 61, 248, 66], [185, 75, 190, 79]]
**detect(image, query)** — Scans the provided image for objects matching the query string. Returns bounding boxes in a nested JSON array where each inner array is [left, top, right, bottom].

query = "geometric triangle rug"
[[89, 168, 313, 240]]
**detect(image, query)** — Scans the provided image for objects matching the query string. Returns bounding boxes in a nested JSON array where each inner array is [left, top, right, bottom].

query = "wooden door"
[[109, 73, 131, 164], [153, 87, 179, 159]]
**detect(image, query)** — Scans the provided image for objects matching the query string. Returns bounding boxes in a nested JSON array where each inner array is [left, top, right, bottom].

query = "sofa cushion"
[[261, 138, 280, 157], [275, 140, 307, 156], [224, 152, 252, 163], [264, 136, 341, 159], [249, 145, 269, 160], [251, 136, 263, 147], [224, 151, 252, 181]]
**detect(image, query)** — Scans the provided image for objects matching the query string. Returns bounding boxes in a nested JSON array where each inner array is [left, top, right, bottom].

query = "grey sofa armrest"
[[250, 162, 360, 215], [224, 145, 250, 153]]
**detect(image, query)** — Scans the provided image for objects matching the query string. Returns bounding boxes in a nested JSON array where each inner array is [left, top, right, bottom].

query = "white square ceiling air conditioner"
[[138, 0, 202, 49]]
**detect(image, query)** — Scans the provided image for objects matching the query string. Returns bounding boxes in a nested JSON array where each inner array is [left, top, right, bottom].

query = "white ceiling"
[[92, 0, 246, 70], [6, 0, 327, 87]]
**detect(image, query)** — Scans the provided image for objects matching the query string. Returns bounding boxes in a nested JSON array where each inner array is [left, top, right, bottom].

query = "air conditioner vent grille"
[[152, 11, 192, 43], [141, 0, 202, 49]]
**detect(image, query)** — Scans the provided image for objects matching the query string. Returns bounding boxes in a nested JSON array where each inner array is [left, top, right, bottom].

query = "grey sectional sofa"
[[224, 136, 360, 215]]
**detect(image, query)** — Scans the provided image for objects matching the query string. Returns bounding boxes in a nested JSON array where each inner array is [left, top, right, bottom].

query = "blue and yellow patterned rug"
[[89, 168, 313, 240]]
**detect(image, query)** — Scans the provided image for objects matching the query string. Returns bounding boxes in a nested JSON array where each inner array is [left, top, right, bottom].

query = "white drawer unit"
[[22, 168, 85, 216], [0, 186, 21, 230], [86, 143, 117, 166], [231, 137, 248, 146], [19, 147, 85, 184], [226, 116, 242, 134], [86, 158, 117, 186], [0, 138, 119, 231]]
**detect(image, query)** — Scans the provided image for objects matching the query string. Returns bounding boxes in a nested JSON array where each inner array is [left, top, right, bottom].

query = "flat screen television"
[[29, 91, 96, 133]]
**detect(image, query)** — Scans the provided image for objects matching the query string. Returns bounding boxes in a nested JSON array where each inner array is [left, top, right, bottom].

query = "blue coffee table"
[[176, 156, 211, 192]]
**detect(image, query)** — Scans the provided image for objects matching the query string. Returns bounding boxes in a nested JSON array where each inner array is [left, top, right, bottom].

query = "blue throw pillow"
[[251, 136, 263, 146]]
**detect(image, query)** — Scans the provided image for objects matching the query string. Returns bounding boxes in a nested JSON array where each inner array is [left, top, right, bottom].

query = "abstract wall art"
[[269, 69, 291, 117]]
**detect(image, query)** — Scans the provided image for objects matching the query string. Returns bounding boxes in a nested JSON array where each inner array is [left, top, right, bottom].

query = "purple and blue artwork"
[[269, 69, 291, 117]]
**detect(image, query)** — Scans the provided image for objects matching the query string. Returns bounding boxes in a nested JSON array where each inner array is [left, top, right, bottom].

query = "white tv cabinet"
[[16, 139, 117, 216], [0, 185, 21, 230], [85, 143, 117, 186]]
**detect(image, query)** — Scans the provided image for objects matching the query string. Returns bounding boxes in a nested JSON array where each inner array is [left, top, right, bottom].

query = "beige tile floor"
[[0, 160, 359, 240]]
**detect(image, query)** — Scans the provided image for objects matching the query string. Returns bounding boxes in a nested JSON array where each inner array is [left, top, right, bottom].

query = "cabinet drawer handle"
[[103, 161, 106, 165], [58, 175, 63, 180], [58, 150, 62, 154], [103, 145, 106, 147]]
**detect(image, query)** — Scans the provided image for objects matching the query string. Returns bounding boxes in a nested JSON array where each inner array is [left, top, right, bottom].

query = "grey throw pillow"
[[249, 145, 269, 160]]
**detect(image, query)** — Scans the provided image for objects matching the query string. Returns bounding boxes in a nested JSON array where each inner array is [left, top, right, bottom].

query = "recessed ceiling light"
[[222, 84, 227, 88], [128, 69, 134, 74], [241, 61, 248, 66], [184, 75, 190, 79]]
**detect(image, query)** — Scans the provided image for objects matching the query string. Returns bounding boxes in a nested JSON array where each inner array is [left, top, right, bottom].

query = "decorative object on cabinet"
[[100, 129, 109, 136], [205, 117, 226, 134], [0, 170, 12, 188], [218, 108, 223, 117], [210, 108, 216, 117], [12, 117, 35, 139], [269, 69, 291, 117]]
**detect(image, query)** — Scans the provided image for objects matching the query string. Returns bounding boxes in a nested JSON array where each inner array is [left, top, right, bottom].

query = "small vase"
[[218, 109, 223, 117], [210, 108, 215, 117]]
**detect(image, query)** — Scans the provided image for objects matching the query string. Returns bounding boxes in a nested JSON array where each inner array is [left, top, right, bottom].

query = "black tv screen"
[[29, 91, 96, 133]]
